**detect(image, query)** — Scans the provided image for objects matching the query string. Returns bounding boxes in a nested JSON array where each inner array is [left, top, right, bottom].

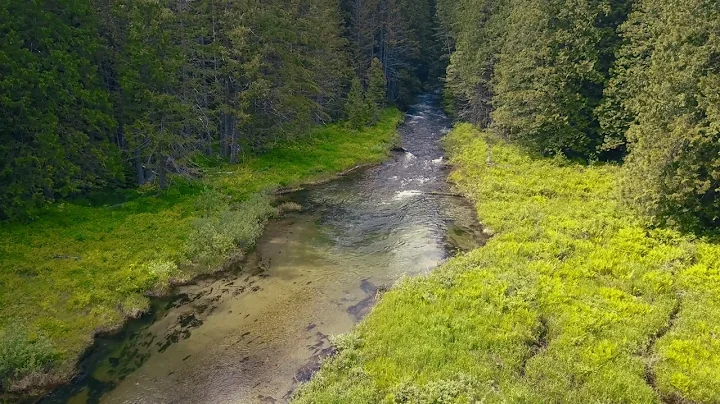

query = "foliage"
[[437, 0, 508, 125], [294, 124, 720, 403], [437, 0, 629, 159], [0, 326, 58, 389], [0, 0, 441, 219], [0, 0, 354, 218], [0, 109, 401, 394], [0, 0, 121, 220], [341, 0, 440, 104], [492, 0, 627, 158], [603, 0, 720, 230], [186, 193, 276, 266], [346, 76, 371, 129], [366, 58, 387, 123], [439, 0, 720, 229]]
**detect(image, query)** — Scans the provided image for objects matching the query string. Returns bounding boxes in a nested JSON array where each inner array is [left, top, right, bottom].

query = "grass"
[[293, 123, 720, 403], [0, 108, 402, 397]]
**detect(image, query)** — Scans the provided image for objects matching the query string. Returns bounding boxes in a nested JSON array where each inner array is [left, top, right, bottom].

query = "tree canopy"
[[0, 0, 440, 220], [437, 0, 720, 231]]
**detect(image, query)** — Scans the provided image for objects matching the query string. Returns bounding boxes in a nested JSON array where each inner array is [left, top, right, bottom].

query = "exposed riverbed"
[[42, 94, 484, 404]]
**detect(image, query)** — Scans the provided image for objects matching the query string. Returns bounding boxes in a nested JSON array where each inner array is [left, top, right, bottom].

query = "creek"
[[43, 94, 484, 404]]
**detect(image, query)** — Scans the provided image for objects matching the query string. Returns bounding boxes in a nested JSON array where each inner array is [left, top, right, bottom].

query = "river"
[[42, 94, 484, 404]]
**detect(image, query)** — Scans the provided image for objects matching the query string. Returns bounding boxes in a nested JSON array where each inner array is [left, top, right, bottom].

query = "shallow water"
[[43, 94, 484, 404]]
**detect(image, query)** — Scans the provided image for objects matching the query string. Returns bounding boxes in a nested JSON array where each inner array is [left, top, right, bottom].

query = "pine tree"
[[116, 0, 194, 189], [345, 76, 370, 129], [491, 0, 628, 158], [0, 0, 397, 218], [607, 0, 720, 229], [340, 0, 435, 105], [438, 0, 508, 125], [0, 0, 120, 218], [366, 57, 387, 123], [437, 0, 628, 158]]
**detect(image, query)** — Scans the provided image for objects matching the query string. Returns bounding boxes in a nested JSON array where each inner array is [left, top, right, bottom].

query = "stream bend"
[[44, 94, 484, 404]]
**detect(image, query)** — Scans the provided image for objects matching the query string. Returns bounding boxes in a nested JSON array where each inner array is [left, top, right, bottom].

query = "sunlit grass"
[[294, 123, 720, 403], [0, 108, 402, 393]]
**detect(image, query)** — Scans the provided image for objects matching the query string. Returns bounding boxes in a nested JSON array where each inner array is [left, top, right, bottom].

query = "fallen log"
[[337, 164, 367, 176], [424, 191, 464, 197], [273, 186, 305, 195]]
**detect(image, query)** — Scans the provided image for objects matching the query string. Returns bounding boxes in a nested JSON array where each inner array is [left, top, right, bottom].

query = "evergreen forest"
[[1, 0, 439, 220]]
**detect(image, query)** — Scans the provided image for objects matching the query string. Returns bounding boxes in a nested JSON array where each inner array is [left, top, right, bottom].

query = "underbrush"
[[187, 193, 276, 267], [0, 326, 57, 392], [0, 108, 402, 396], [294, 123, 720, 403]]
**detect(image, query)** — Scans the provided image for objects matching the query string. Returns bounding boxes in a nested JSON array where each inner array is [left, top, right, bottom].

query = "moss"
[[294, 123, 720, 403], [0, 108, 403, 395]]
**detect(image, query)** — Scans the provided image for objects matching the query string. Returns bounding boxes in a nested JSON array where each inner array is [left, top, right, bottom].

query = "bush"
[[392, 375, 485, 403], [186, 193, 276, 264], [278, 201, 303, 214], [0, 325, 58, 389]]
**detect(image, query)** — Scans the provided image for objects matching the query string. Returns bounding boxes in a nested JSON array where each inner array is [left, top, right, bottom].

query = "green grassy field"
[[0, 108, 402, 396], [294, 123, 720, 403]]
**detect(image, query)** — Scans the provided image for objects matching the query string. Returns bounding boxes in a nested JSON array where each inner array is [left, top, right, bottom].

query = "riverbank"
[[0, 108, 403, 400], [294, 123, 720, 403]]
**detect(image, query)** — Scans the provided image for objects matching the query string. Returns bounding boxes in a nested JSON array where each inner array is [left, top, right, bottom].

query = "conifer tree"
[[367, 57, 387, 123], [0, 0, 120, 218], [0, 0, 435, 218], [437, 0, 628, 159], [607, 0, 720, 229], [491, 0, 628, 158], [345, 76, 370, 129]]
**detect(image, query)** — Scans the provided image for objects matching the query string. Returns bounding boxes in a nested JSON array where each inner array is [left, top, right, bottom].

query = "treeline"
[[438, 0, 720, 230], [0, 0, 439, 220], [342, 0, 442, 105]]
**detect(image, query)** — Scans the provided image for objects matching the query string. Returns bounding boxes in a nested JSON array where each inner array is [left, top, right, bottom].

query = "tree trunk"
[[229, 116, 238, 164], [158, 158, 168, 190], [135, 152, 145, 185]]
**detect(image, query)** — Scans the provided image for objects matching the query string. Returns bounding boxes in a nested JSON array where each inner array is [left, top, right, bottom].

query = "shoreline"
[[292, 123, 720, 403], [0, 110, 403, 403]]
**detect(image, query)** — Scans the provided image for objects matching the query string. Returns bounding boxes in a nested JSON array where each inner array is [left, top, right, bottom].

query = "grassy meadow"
[[294, 123, 720, 403], [0, 108, 402, 396]]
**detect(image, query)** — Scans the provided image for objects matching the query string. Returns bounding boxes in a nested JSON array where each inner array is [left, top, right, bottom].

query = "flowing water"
[[43, 94, 485, 404]]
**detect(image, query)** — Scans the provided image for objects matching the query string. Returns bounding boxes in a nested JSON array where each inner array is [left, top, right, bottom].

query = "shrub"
[[0, 325, 58, 389], [278, 202, 303, 214], [186, 193, 276, 264]]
